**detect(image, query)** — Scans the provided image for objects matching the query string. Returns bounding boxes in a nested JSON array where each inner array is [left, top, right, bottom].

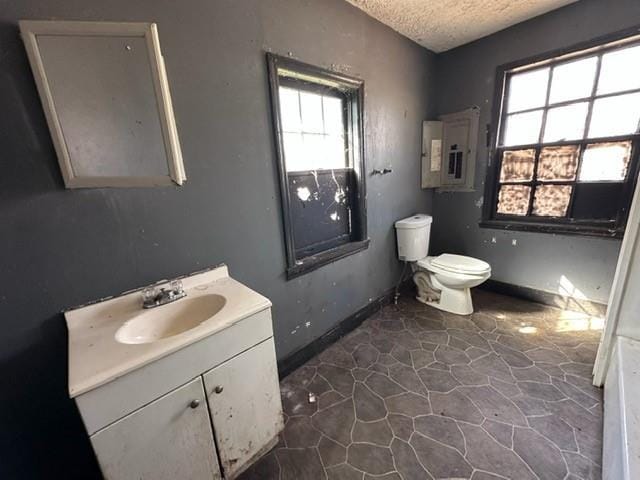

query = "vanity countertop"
[[65, 265, 271, 397]]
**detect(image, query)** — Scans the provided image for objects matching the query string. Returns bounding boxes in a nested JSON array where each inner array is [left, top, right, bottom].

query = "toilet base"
[[412, 263, 487, 316], [413, 270, 475, 315], [417, 287, 474, 315]]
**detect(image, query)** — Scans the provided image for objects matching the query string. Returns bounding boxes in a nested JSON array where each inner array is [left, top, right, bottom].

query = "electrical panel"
[[421, 107, 480, 191]]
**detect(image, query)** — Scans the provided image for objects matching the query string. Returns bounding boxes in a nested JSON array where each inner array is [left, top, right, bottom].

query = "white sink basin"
[[115, 294, 227, 344]]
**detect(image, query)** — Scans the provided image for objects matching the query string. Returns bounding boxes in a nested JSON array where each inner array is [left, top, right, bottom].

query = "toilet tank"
[[395, 214, 432, 261]]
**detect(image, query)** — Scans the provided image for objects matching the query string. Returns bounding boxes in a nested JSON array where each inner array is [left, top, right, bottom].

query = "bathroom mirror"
[[20, 21, 186, 188]]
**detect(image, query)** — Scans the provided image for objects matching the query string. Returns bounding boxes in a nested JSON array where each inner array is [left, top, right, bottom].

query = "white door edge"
[[593, 176, 640, 386]]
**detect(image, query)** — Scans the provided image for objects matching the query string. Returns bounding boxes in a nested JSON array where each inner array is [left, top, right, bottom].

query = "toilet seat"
[[417, 254, 491, 276]]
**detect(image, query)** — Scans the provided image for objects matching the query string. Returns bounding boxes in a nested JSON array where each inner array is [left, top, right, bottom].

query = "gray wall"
[[0, 0, 435, 477], [432, 0, 640, 304]]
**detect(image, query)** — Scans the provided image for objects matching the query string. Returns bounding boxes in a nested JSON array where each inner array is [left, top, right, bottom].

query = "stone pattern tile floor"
[[239, 290, 603, 480]]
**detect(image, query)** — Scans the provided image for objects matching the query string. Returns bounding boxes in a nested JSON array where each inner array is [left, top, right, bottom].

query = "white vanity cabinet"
[[204, 338, 282, 478], [67, 268, 284, 480], [91, 377, 221, 480]]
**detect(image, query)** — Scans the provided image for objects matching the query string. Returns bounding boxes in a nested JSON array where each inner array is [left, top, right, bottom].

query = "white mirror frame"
[[19, 21, 186, 188]]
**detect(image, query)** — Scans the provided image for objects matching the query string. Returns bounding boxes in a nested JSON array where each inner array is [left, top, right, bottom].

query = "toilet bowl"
[[413, 254, 491, 315], [395, 214, 491, 315]]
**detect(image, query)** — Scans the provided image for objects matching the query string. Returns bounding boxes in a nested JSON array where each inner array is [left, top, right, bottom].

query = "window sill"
[[479, 219, 623, 239], [286, 239, 370, 280]]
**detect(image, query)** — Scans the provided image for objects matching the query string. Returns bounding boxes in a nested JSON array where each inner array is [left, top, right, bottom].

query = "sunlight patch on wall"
[[558, 275, 587, 300]]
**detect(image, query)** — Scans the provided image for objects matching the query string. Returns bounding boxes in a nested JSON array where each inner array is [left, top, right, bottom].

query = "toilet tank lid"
[[395, 214, 432, 229]]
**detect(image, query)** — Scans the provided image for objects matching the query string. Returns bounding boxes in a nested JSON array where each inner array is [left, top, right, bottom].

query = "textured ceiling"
[[346, 0, 579, 52]]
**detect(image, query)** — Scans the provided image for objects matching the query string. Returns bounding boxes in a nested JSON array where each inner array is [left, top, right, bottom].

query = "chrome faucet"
[[142, 280, 186, 309]]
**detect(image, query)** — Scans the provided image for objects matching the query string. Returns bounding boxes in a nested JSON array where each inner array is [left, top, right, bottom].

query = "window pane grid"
[[495, 140, 635, 220], [506, 86, 640, 116], [581, 54, 602, 148], [536, 64, 554, 146], [494, 39, 640, 228], [500, 43, 640, 148], [279, 86, 349, 172]]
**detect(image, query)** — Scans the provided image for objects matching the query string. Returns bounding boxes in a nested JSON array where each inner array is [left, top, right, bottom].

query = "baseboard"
[[277, 286, 401, 379], [480, 279, 607, 317]]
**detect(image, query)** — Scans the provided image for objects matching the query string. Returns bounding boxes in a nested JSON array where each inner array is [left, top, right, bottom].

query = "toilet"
[[395, 214, 491, 315]]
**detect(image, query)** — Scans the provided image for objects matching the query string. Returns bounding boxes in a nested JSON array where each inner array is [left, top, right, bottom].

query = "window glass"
[[597, 44, 640, 95], [503, 110, 543, 146], [507, 68, 549, 112], [543, 102, 589, 142], [497, 185, 531, 215], [491, 38, 640, 233], [302, 133, 325, 169], [588, 92, 640, 138], [300, 91, 324, 133], [537, 145, 580, 181], [270, 55, 366, 275], [532, 185, 572, 217], [549, 56, 597, 104], [279, 86, 348, 172], [499, 149, 535, 182], [279, 88, 301, 132], [282, 132, 306, 171], [324, 136, 346, 168], [323, 96, 344, 134], [578, 141, 632, 181]]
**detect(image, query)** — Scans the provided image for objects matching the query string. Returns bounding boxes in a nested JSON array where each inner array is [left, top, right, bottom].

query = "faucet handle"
[[142, 286, 157, 303], [170, 279, 183, 293]]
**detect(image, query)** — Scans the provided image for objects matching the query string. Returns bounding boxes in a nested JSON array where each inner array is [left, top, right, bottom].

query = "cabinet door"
[[91, 377, 221, 480], [203, 338, 284, 478]]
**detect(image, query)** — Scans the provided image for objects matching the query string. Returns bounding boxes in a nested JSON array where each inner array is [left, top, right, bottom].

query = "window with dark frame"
[[483, 32, 640, 238], [267, 54, 368, 279]]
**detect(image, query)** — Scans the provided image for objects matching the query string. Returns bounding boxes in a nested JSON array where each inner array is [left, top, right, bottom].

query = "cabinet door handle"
[[214, 385, 224, 394], [189, 399, 201, 409]]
